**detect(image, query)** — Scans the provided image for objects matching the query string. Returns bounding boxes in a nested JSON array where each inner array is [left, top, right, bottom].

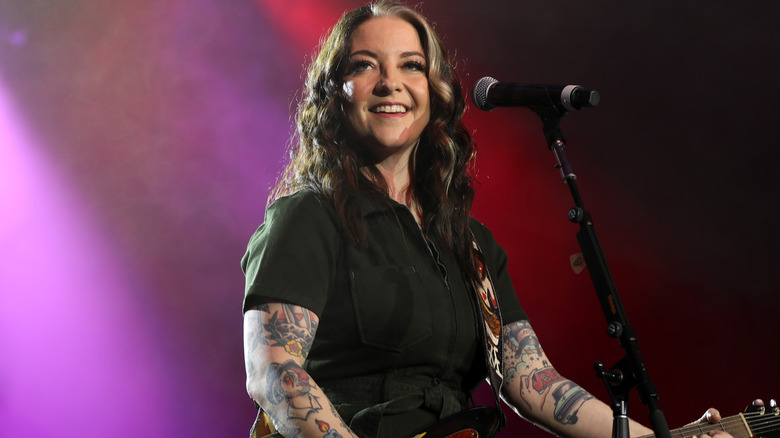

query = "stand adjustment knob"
[[607, 322, 623, 338], [568, 207, 584, 223]]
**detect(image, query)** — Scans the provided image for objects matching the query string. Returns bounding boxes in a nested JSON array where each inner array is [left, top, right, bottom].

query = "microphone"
[[471, 76, 600, 112]]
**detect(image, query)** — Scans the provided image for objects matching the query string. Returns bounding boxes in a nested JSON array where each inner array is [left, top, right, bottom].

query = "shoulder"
[[260, 189, 340, 233], [468, 216, 509, 268], [245, 189, 341, 254], [468, 217, 498, 247], [242, 190, 343, 315], [266, 189, 333, 220], [469, 217, 528, 323]]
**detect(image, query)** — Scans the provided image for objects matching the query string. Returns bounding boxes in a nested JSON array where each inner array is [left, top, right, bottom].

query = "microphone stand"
[[532, 108, 672, 438]]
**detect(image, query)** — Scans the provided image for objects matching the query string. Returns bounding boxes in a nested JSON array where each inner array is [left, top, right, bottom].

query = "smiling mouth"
[[370, 104, 408, 114]]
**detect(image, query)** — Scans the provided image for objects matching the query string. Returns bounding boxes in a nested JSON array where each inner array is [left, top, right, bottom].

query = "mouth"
[[369, 104, 409, 114]]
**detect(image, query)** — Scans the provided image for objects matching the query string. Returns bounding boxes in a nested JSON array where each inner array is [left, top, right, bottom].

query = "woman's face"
[[342, 16, 430, 162]]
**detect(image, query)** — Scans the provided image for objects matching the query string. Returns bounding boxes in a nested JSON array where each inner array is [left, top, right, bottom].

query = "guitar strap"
[[469, 233, 506, 429]]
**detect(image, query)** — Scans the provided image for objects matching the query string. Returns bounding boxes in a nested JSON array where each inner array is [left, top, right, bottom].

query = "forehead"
[[349, 16, 424, 55]]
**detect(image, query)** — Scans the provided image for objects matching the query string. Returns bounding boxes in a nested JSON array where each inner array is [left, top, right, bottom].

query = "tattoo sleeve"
[[266, 360, 323, 422], [256, 303, 319, 357], [502, 320, 594, 426], [245, 304, 357, 437]]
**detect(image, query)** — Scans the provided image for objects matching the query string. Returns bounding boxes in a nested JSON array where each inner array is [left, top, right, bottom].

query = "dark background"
[[0, 1, 777, 436]]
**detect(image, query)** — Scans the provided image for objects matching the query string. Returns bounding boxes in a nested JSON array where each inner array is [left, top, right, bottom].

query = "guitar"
[[639, 400, 780, 438], [414, 400, 780, 438], [412, 407, 501, 438]]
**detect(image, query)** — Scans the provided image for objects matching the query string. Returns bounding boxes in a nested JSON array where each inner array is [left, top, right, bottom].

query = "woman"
[[242, 2, 731, 437]]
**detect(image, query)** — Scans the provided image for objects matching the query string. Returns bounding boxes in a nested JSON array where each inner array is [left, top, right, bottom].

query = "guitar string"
[[671, 412, 780, 437], [738, 409, 780, 433], [750, 415, 780, 434], [639, 411, 780, 438], [714, 412, 780, 432]]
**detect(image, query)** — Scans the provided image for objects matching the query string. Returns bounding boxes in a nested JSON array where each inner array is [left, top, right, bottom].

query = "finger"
[[688, 407, 723, 426], [701, 432, 731, 438], [702, 408, 722, 424]]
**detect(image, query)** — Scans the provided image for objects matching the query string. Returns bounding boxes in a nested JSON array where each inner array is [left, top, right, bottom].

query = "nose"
[[375, 66, 401, 95]]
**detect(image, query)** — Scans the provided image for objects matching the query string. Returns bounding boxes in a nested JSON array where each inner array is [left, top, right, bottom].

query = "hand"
[[691, 408, 732, 438]]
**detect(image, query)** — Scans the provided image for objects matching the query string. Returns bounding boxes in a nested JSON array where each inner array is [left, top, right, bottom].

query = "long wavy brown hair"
[[270, 0, 480, 283]]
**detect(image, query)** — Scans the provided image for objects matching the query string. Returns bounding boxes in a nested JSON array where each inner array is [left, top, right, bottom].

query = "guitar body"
[[412, 406, 501, 438], [445, 430, 479, 438]]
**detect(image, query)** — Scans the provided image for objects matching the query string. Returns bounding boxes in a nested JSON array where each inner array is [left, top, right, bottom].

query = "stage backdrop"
[[1, 1, 777, 437]]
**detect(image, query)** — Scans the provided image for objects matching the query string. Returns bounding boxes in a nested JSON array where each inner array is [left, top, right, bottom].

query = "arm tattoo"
[[502, 321, 593, 425], [257, 303, 318, 357], [262, 409, 301, 438], [266, 360, 322, 421], [314, 419, 345, 438], [550, 380, 592, 425], [503, 320, 545, 375]]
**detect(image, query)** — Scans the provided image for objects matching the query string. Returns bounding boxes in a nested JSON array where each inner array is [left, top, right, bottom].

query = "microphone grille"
[[471, 76, 498, 111]]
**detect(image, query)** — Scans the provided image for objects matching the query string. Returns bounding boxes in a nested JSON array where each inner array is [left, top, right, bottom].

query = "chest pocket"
[[349, 265, 434, 352]]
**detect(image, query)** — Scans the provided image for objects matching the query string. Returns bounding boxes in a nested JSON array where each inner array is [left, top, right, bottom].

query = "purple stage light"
[[0, 79, 174, 438]]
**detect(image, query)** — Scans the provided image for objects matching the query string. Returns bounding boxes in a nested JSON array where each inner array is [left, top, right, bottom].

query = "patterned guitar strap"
[[469, 233, 507, 430]]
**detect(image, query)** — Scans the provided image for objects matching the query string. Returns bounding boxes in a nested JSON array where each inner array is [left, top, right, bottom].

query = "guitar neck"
[[640, 411, 779, 438]]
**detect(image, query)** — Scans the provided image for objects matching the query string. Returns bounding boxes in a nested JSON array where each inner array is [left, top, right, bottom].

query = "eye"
[[403, 60, 426, 72], [348, 60, 374, 74]]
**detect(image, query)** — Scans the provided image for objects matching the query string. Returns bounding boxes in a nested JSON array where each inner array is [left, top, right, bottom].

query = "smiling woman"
[[241, 3, 505, 437], [240, 2, 734, 438], [341, 15, 431, 180]]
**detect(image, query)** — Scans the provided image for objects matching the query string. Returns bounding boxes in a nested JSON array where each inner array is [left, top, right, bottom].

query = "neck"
[[372, 142, 417, 205], [374, 158, 424, 227], [362, 141, 422, 224], [376, 163, 411, 204]]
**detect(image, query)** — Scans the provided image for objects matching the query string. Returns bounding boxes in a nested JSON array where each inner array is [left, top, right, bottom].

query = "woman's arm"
[[500, 319, 653, 438], [500, 320, 734, 438], [244, 303, 357, 438]]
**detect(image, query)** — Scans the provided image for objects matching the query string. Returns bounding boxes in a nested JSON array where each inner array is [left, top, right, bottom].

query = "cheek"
[[343, 101, 362, 134], [412, 82, 431, 116], [416, 91, 431, 125], [342, 81, 355, 103], [342, 80, 371, 127]]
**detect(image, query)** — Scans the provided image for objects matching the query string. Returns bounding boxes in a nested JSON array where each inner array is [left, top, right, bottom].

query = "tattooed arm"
[[244, 303, 358, 438], [500, 320, 653, 438]]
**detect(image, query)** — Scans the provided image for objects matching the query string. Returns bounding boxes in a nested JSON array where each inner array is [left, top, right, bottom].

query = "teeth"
[[372, 104, 407, 114]]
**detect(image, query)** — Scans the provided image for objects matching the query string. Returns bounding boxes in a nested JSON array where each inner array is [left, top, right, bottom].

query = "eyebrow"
[[348, 49, 426, 59]]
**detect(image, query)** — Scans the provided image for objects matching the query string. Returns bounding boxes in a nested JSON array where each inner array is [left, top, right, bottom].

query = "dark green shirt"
[[242, 190, 527, 438]]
